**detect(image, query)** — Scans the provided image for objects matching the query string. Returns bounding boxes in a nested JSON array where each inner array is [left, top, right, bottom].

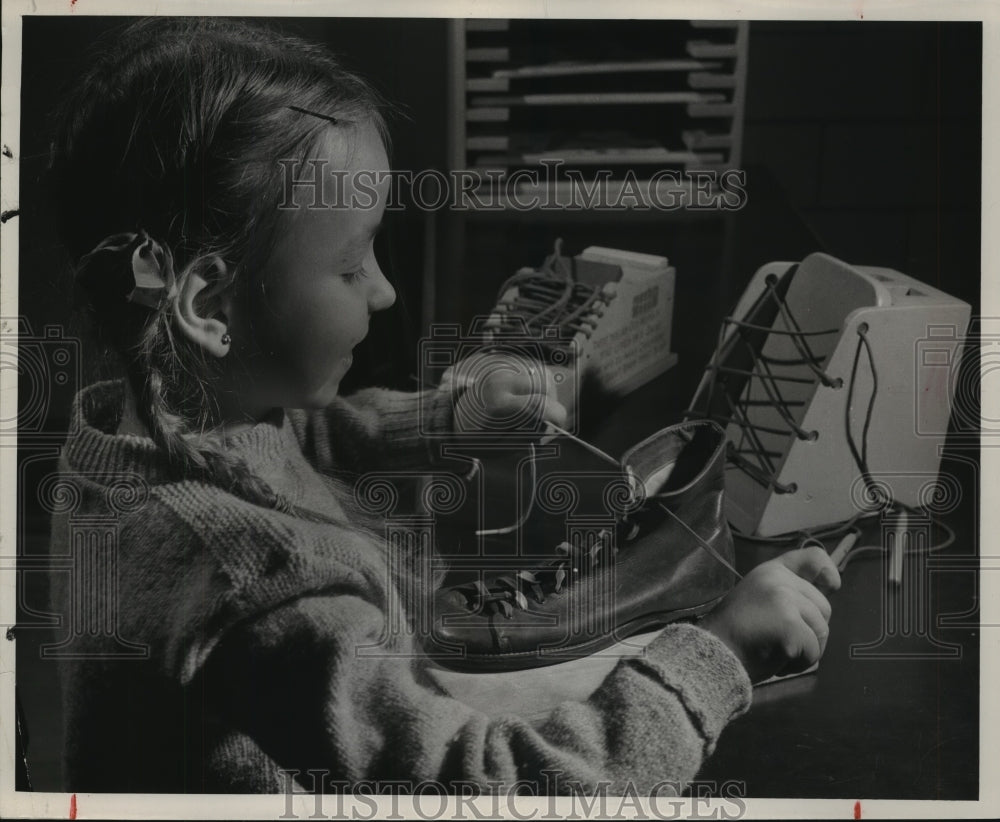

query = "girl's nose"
[[368, 265, 396, 313]]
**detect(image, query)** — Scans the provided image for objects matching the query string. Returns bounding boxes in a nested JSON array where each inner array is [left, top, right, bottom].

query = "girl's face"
[[231, 121, 397, 413]]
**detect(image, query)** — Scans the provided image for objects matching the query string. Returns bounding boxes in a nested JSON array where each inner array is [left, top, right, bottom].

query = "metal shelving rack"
[[446, 18, 749, 209], [432, 18, 749, 326]]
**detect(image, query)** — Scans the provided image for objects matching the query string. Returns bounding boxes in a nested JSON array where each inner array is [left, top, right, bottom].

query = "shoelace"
[[452, 528, 621, 620], [450, 416, 743, 618], [484, 238, 615, 356], [686, 273, 840, 496]]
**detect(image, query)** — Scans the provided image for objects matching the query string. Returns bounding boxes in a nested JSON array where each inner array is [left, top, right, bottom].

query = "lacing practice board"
[[687, 252, 971, 537]]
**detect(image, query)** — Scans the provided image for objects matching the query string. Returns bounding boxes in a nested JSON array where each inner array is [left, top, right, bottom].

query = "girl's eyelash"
[[342, 268, 369, 283]]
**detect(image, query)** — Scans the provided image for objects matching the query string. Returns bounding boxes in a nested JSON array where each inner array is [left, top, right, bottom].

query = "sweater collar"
[[64, 380, 299, 486]]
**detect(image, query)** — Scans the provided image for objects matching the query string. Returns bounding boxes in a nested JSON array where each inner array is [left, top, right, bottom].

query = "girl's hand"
[[450, 353, 568, 434], [698, 545, 842, 684]]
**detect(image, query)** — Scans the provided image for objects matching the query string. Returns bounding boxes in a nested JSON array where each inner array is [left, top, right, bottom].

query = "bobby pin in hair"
[[288, 105, 339, 124]]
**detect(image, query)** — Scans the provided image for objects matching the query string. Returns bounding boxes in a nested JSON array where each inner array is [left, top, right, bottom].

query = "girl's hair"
[[48, 17, 390, 511]]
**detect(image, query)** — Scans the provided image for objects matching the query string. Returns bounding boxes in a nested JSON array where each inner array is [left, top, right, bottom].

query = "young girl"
[[46, 17, 840, 795]]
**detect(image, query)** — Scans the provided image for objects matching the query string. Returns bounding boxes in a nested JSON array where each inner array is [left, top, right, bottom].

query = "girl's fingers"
[[504, 373, 535, 395], [485, 364, 563, 426], [491, 392, 566, 429], [775, 611, 822, 676], [499, 362, 548, 396], [541, 396, 568, 428], [787, 573, 833, 622], [777, 545, 842, 593], [792, 590, 830, 658]]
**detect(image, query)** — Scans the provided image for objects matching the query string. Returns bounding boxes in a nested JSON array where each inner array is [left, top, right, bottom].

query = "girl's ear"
[[173, 256, 233, 358]]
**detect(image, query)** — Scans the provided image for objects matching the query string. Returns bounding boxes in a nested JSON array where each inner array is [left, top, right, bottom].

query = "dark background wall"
[[14, 16, 981, 792], [743, 21, 980, 308]]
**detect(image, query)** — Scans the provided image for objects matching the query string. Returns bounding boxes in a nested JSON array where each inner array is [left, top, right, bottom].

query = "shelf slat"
[[686, 101, 736, 118], [682, 129, 734, 149], [466, 135, 510, 151], [466, 107, 510, 122], [466, 77, 510, 92], [468, 47, 510, 62], [688, 72, 737, 89], [455, 177, 721, 211], [492, 58, 722, 79], [470, 91, 727, 106], [686, 40, 738, 59], [480, 148, 703, 165]]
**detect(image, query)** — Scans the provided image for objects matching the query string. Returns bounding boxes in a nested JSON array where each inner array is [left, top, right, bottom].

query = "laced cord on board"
[[686, 275, 840, 497], [484, 238, 612, 357], [844, 323, 888, 510]]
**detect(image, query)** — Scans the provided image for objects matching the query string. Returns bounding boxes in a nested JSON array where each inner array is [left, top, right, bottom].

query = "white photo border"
[[1, 0, 996, 819]]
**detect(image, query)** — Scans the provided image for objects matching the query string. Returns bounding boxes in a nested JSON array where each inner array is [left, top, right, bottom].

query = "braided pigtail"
[[128, 311, 291, 512]]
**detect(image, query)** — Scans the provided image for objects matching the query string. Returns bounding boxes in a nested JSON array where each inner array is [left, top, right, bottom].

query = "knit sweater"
[[49, 380, 752, 794]]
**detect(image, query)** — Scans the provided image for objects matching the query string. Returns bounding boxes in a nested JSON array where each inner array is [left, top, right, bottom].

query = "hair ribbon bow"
[[77, 230, 179, 310]]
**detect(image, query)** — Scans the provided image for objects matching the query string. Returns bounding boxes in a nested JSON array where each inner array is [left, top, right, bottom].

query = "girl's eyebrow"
[[341, 220, 383, 257]]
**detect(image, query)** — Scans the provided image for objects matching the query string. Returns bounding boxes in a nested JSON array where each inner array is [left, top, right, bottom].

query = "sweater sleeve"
[[287, 386, 456, 475], [200, 591, 751, 794]]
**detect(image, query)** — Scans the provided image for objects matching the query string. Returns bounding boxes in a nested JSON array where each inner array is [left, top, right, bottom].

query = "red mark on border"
[[854, 800, 862, 819], [69, 793, 77, 819]]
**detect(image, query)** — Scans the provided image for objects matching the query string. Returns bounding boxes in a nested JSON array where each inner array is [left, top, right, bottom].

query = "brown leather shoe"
[[425, 419, 737, 671]]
